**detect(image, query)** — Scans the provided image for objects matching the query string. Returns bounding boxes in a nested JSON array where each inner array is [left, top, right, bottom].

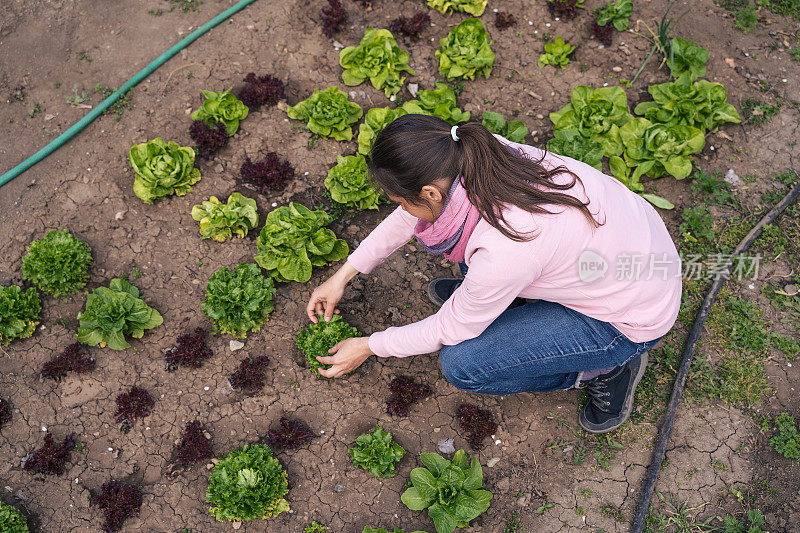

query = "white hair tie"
[[450, 125, 460, 141]]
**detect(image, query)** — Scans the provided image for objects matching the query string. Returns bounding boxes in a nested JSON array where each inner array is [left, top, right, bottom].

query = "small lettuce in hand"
[[76, 278, 163, 350], [325, 154, 381, 210], [128, 138, 202, 204], [190, 88, 249, 135], [191, 193, 259, 242], [401, 83, 470, 125], [202, 263, 275, 338], [538, 37, 575, 68], [340, 28, 415, 97], [427, 0, 487, 16], [22, 229, 92, 297], [546, 130, 604, 170], [358, 106, 408, 155], [349, 425, 406, 478], [0, 285, 41, 346], [481, 111, 527, 143], [596, 0, 633, 31], [297, 314, 360, 376], [435, 18, 495, 80], [287, 87, 363, 141], [667, 37, 709, 81]]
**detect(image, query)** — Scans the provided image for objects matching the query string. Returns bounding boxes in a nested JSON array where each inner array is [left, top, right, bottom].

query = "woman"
[[305, 114, 681, 434]]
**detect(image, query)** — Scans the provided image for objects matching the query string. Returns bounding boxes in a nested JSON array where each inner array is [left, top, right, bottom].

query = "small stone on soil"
[[229, 340, 244, 351]]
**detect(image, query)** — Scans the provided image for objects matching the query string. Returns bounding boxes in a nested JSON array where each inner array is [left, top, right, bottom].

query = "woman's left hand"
[[316, 337, 374, 378]]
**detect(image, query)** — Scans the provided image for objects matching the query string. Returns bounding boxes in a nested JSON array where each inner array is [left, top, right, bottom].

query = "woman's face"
[[386, 182, 448, 223]]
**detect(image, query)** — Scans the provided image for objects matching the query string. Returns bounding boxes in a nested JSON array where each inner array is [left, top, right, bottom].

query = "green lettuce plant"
[[0, 285, 41, 346], [297, 314, 360, 376], [667, 37, 709, 81], [76, 278, 163, 350], [190, 88, 249, 135], [549, 85, 633, 157], [538, 37, 575, 69], [401, 450, 492, 533], [596, 0, 634, 31], [325, 154, 381, 210], [0, 500, 28, 533], [21, 229, 92, 297], [633, 74, 741, 132], [206, 444, 290, 522], [202, 263, 276, 338], [340, 28, 415, 97], [481, 111, 527, 143], [358, 106, 407, 155], [546, 130, 604, 170], [426, 0, 487, 15], [128, 138, 202, 204], [435, 18, 495, 80], [401, 83, 470, 125], [191, 193, 259, 242], [349, 426, 406, 478], [255, 203, 348, 283], [287, 87, 363, 141], [613, 117, 704, 181]]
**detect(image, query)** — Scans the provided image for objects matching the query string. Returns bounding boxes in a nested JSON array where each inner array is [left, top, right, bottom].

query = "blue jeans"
[[438, 264, 664, 395]]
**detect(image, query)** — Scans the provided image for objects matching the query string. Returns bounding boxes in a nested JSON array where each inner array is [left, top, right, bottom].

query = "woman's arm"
[[346, 205, 417, 274]]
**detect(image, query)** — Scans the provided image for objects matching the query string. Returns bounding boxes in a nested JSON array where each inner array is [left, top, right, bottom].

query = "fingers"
[[328, 340, 344, 354], [306, 297, 318, 323]]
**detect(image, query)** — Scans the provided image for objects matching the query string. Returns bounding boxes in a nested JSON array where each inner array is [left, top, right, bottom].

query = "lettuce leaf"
[[481, 111, 527, 143], [538, 37, 575, 69], [348, 425, 406, 478], [0, 284, 41, 346], [401, 83, 470, 125], [128, 138, 202, 204], [21, 229, 92, 297], [190, 87, 249, 135], [325, 154, 381, 210], [596, 0, 633, 31], [358, 106, 407, 155], [191, 193, 259, 242], [340, 28, 415, 97], [202, 263, 275, 338], [287, 87, 363, 141], [546, 129, 604, 170], [667, 37, 709, 81], [426, 0, 488, 15], [297, 314, 360, 376], [435, 18, 495, 80]]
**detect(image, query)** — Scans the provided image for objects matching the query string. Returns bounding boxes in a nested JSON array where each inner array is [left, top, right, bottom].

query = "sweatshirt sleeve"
[[347, 206, 418, 274], [368, 236, 543, 358]]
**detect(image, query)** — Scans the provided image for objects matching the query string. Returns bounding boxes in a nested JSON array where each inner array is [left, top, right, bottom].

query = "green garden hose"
[[0, 0, 259, 188]]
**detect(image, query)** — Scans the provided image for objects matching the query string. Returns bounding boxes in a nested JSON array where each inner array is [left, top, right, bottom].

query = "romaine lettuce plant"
[[613, 117, 705, 181], [21, 229, 92, 298], [0, 284, 40, 345], [325, 154, 381, 210], [297, 314, 360, 375], [435, 18, 495, 80], [128, 138, 202, 204], [191, 193, 259, 242], [255, 203, 348, 283], [190, 88, 249, 135], [349, 425, 406, 478], [426, 0, 487, 16], [481, 111, 527, 143], [401, 83, 470, 125], [401, 450, 492, 533], [287, 87, 363, 141], [358, 106, 408, 155], [595, 0, 633, 31], [206, 444, 290, 522], [550, 85, 633, 157], [0, 499, 28, 533], [633, 74, 741, 132], [668, 37, 709, 81], [202, 263, 276, 338], [538, 37, 575, 69], [340, 28, 415, 97], [546, 129, 604, 170], [76, 278, 162, 350]]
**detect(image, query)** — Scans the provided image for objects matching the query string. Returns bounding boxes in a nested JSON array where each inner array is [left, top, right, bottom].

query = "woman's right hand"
[[305, 261, 361, 323]]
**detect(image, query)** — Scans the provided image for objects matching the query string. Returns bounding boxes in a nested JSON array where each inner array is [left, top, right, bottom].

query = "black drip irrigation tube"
[[631, 172, 800, 532]]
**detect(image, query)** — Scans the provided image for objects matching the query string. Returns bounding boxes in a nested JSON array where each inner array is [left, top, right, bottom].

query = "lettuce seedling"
[[297, 314, 360, 376], [115, 386, 154, 430], [190, 88, 249, 135], [595, 0, 633, 31], [481, 111, 527, 143], [547, 0, 585, 19], [546, 129, 604, 170], [592, 20, 613, 46], [613, 117, 705, 181], [401, 83, 470, 125], [237, 73, 284, 110], [206, 444, 290, 522], [92, 480, 142, 533], [202, 263, 276, 338], [255, 203, 348, 283], [128, 138, 202, 204], [325, 154, 381, 210], [494, 12, 517, 29], [287, 87, 363, 141], [192, 193, 259, 242], [358, 106, 408, 155], [457, 404, 497, 450], [266, 417, 316, 449], [229, 355, 271, 394], [386, 376, 432, 417], [340, 28, 415, 97], [349, 425, 406, 478], [306, 521, 327, 533], [176, 421, 213, 465], [0, 285, 41, 346], [0, 500, 28, 533], [24, 433, 75, 475], [21, 229, 92, 297], [550, 85, 633, 157], [389, 12, 430, 39], [401, 449, 493, 533], [435, 18, 495, 80], [42, 343, 95, 380], [0, 397, 11, 429], [538, 37, 575, 69], [427, 0, 487, 15], [189, 120, 229, 160], [76, 278, 163, 350], [165, 327, 213, 371], [320, 0, 347, 37], [668, 37, 709, 81], [241, 154, 294, 193]]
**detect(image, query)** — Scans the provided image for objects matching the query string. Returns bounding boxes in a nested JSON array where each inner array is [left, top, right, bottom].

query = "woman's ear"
[[419, 183, 445, 204]]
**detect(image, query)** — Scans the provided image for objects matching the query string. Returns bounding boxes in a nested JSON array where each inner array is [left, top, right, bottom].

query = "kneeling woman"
[[306, 114, 681, 434]]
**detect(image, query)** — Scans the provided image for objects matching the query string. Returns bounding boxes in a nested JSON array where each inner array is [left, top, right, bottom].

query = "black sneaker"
[[578, 352, 649, 434], [427, 278, 530, 308]]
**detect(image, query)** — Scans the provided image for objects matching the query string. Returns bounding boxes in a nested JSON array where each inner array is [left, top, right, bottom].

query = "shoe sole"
[[579, 351, 649, 434]]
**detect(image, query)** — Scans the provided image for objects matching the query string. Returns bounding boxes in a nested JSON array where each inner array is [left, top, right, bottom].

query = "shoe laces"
[[584, 378, 613, 411]]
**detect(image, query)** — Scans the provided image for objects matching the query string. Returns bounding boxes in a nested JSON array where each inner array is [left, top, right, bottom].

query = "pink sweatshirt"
[[348, 135, 682, 358]]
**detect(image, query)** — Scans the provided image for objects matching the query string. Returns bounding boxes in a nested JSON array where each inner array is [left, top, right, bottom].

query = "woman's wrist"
[[333, 261, 360, 285]]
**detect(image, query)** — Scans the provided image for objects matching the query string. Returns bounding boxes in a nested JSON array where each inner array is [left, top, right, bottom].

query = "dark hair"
[[367, 114, 602, 241]]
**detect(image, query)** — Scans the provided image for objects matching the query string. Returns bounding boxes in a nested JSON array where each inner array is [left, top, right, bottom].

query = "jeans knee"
[[439, 345, 480, 391]]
